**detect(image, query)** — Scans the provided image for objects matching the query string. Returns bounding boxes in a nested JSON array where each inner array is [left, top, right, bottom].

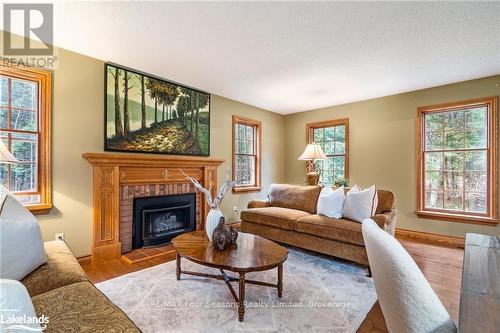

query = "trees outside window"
[[306, 119, 349, 185], [417, 97, 498, 225], [0, 65, 52, 214], [232, 116, 261, 193]]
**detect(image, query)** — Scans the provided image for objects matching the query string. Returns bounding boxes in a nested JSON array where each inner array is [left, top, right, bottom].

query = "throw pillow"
[[0, 194, 47, 280], [347, 184, 360, 193], [317, 186, 345, 219], [0, 279, 43, 332], [342, 185, 378, 223]]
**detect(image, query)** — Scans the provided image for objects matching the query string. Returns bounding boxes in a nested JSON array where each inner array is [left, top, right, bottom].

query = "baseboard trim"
[[395, 228, 465, 248], [77, 255, 92, 265]]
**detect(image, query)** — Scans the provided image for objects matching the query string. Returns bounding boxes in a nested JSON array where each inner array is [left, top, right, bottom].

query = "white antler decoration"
[[214, 169, 237, 207], [180, 169, 214, 207], [180, 169, 235, 209]]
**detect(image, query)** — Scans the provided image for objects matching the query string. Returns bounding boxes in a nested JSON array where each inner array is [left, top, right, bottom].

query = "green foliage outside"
[[0, 76, 38, 195], [313, 125, 346, 184], [424, 107, 488, 212]]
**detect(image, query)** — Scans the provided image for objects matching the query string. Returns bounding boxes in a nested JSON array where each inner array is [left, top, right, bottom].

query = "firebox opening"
[[132, 193, 196, 249]]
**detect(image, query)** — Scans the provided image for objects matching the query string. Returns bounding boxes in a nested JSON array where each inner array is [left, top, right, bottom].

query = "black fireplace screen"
[[132, 193, 196, 249]]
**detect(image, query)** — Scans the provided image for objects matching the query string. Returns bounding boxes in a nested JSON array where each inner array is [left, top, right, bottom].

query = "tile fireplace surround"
[[83, 152, 224, 263]]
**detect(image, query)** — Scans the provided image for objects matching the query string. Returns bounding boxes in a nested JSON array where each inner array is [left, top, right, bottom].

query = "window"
[[417, 97, 498, 225], [0, 65, 52, 214], [306, 119, 349, 185], [232, 115, 261, 193]]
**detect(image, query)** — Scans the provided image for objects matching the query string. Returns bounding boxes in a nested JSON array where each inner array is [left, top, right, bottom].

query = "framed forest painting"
[[105, 63, 210, 156]]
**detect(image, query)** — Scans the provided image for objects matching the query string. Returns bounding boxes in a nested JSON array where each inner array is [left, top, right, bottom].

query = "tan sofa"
[[241, 184, 396, 267], [21, 240, 140, 332]]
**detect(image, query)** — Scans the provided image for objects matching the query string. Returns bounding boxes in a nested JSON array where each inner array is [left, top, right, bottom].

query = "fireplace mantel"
[[83, 152, 224, 263]]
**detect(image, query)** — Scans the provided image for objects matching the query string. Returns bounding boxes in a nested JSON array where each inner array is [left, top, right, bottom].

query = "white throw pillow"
[[347, 184, 360, 193], [0, 279, 43, 332], [342, 185, 378, 223], [362, 219, 456, 333], [0, 194, 47, 280], [317, 186, 345, 219]]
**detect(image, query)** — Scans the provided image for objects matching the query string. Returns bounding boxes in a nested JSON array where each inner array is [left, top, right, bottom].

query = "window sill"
[[26, 203, 53, 215], [233, 186, 262, 194], [415, 210, 499, 226]]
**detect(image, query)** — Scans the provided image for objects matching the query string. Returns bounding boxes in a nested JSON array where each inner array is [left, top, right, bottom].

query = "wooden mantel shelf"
[[82, 152, 224, 167], [82, 152, 224, 264]]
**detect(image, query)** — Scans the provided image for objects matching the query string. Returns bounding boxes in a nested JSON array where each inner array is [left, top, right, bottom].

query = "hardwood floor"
[[80, 250, 177, 284], [80, 236, 464, 332]]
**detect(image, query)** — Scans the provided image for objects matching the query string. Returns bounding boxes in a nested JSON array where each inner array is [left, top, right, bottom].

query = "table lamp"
[[298, 143, 326, 186]]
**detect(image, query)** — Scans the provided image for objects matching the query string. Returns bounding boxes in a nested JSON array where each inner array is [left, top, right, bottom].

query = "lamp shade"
[[298, 143, 327, 161], [0, 140, 18, 163]]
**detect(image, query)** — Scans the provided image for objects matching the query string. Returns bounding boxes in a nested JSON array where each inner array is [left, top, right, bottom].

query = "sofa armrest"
[[247, 200, 270, 209], [372, 210, 397, 236]]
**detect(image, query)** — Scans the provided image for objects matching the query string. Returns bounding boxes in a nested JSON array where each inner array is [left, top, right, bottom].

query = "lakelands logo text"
[[2, 3, 58, 69], [0, 310, 49, 331]]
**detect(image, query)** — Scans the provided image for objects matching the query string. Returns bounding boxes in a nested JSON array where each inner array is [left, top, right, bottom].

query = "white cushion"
[[348, 184, 360, 193], [317, 186, 345, 219], [362, 219, 456, 333], [0, 279, 43, 332], [0, 194, 47, 280], [342, 185, 378, 223]]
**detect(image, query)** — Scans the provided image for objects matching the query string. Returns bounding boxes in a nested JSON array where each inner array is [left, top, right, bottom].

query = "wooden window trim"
[[306, 118, 350, 181], [416, 97, 498, 225], [232, 115, 261, 193], [0, 65, 52, 215]]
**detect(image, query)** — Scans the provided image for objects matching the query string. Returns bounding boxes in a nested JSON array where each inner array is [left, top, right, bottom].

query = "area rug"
[[96, 247, 377, 333]]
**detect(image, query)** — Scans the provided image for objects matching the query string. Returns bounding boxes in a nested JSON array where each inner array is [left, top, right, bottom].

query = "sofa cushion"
[[295, 214, 365, 246], [317, 186, 345, 219], [0, 193, 47, 280], [21, 240, 88, 297], [241, 207, 311, 230], [342, 185, 378, 223], [341, 188, 395, 214], [268, 184, 321, 214], [32, 281, 140, 332]]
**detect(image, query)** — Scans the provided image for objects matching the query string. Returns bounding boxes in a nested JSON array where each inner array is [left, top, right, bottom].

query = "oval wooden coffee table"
[[172, 231, 288, 322]]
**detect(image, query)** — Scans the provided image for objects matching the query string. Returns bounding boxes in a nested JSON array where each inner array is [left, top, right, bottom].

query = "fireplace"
[[132, 193, 196, 249]]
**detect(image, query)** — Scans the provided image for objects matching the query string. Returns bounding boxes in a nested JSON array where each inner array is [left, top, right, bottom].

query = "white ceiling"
[[7, 1, 500, 114]]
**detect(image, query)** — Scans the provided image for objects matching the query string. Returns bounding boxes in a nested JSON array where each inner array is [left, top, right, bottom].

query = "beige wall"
[[4, 30, 499, 257], [28, 46, 284, 257], [285, 75, 500, 238]]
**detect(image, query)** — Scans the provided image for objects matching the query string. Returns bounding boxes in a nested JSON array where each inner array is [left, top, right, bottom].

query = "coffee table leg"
[[238, 272, 246, 322], [176, 253, 181, 280], [277, 264, 283, 298]]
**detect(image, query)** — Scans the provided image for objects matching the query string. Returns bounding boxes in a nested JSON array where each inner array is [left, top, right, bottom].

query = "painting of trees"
[[105, 64, 210, 156], [138, 74, 146, 130], [122, 70, 133, 137], [108, 66, 124, 140], [146, 78, 161, 124]]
